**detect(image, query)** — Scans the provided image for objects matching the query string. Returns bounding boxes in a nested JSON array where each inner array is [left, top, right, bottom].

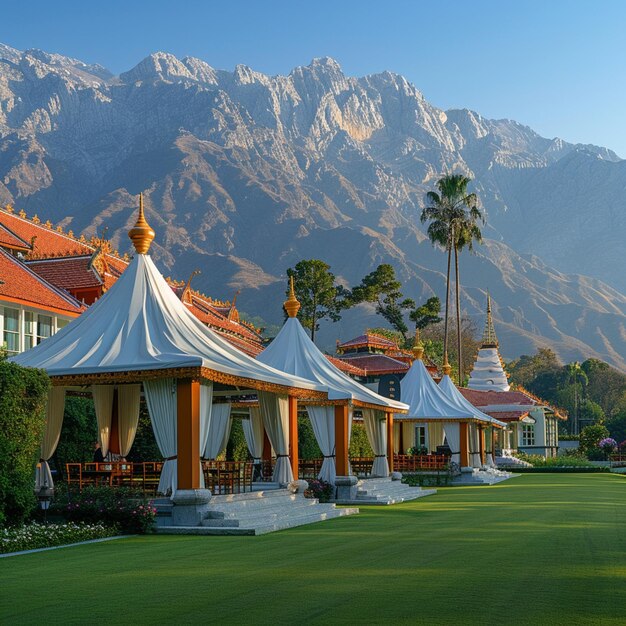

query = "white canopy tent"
[[395, 342, 492, 467], [439, 373, 506, 467], [12, 199, 330, 494], [258, 312, 408, 482]]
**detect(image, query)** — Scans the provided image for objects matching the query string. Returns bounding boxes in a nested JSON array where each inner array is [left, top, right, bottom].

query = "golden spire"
[[412, 327, 424, 360], [442, 350, 452, 376], [284, 275, 301, 318], [481, 291, 498, 348], [128, 193, 155, 255]]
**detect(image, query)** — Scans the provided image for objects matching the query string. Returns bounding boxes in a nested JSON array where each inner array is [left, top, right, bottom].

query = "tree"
[[579, 423, 609, 456], [421, 174, 483, 383], [350, 264, 415, 342], [410, 296, 442, 331], [286, 260, 349, 343], [508, 348, 562, 388], [566, 361, 589, 435]]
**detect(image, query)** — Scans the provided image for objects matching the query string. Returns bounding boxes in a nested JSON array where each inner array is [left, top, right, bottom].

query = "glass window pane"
[[37, 315, 52, 344], [4, 308, 19, 332]]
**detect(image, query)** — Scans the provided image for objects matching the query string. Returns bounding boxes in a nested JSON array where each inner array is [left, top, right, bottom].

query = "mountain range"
[[0, 42, 625, 370]]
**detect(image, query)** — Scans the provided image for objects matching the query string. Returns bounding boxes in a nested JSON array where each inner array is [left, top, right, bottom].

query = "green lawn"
[[2, 474, 625, 625]]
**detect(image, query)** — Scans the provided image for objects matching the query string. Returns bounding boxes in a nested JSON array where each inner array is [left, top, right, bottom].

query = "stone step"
[[208, 499, 323, 522], [240, 507, 359, 536]]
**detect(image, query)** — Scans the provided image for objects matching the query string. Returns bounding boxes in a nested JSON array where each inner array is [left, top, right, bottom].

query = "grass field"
[[2, 474, 625, 625]]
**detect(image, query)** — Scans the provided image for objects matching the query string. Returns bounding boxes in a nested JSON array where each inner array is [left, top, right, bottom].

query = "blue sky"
[[3, 0, 626, 155]]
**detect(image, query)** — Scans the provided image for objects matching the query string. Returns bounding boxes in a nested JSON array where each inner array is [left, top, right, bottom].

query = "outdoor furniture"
[[350, 457, 374, 477], [202, 461, 254, 495], [394, 454, 449, 472]]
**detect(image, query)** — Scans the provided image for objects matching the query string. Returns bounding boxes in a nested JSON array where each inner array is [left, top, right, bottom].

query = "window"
[[415, 425, 427, 448], [24, 312, 34, 350], [37, 315, 52, 344], [3, 308, 20, 354], [522, 424, 535, 447]]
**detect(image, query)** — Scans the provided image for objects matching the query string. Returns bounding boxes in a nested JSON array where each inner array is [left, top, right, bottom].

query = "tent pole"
[[177, 378, 200, 490], [334, 405, 349, 476], [288, 396, 299, 479]]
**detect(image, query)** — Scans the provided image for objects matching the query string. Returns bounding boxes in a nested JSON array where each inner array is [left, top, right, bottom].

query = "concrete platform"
[[156, 488, 358, 536], [335, 476, 436, 505], [451, 467, 517, 486]]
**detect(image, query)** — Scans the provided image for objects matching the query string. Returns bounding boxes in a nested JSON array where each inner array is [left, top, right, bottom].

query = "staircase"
[[336, 477, 436, 505], [452, 467, 514, 486], [155, 489, 358, 536]]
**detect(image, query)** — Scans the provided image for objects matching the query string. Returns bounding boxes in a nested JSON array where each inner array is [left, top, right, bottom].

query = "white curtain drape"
[[363, 409, 389, 477], [443, 423, 461, 466], [306, 405, 336, 485], [117, 384, 141, 458], [144, 378, 177, 497], [197, 382, 214, 489], [92, 385, 114, 457], [259, 391, 292, 484], [35, 387, 66, 490], [485, 427, 495, 467], [469, 423, 481, 468], [243, 407, 265, 462], [204, 403, 232, 459], [428, 422, 445, 453]]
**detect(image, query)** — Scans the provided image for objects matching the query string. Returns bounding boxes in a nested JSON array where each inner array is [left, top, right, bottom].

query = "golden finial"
[[442, 350, 452, 376], [412, 327, 424, 360], [128, 193, 155, 255], [284, 275, 301, 318]]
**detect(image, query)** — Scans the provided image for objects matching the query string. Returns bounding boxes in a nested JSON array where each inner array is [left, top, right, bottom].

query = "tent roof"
[[396, 356, 474, 421], [258, 317, 408, 411], [11, 254, 329, 396], [438, 374, 505, 427]]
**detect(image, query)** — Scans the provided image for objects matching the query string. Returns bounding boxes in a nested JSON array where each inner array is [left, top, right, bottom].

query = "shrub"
[[298, 416, 321, 460], [349, 424, 374, 458], [304, 479, 334, 502], [579, 424, 610, 456], [1, 522, 117, 554], [53, 396, 98, 480], [52, 485, 156, 534], [0, 361, 50, 527]]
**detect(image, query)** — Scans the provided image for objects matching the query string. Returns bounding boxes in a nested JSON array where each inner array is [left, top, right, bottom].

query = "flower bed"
[[52, 485, 156, 534], [1, 522, 118, 554]]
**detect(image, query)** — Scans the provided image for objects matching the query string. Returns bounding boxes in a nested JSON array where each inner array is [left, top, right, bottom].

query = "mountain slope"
[[0, 43, 624, 369]]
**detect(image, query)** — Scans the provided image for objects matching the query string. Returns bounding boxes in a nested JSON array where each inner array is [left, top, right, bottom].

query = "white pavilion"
[[12, 198, 332, 516], [395, 333, 499, 469], [258, 278, 409, 485]]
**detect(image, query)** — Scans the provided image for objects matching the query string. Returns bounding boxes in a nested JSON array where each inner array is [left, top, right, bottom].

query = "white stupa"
[[467, 294, 510, 392]]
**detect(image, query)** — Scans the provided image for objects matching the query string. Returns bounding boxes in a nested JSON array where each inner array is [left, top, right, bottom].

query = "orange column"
[[176, 378, 201, 490], [386, 412, 394, 472], [334, 404, 349, 476], [460, 422, 469, 467], [288, 396, 299, 478], [479, 426, 486, 465]]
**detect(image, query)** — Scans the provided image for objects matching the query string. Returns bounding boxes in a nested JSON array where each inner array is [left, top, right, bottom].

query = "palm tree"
[[421, 174, 483, 383], [452, 205, 484, 384]]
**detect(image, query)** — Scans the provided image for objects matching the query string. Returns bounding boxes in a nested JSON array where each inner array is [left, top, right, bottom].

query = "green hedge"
[[509, 467, 609, 473], [0, 361, 50, 526]]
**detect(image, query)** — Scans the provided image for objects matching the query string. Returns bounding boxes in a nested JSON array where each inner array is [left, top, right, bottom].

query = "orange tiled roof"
[[337, 332, 399, 351], [0, 210, 93, 257], [337, 353, 410, 376], [0, 248, 85, 315], [326, 355, 367, 377], [0, 224, 30, 251], [25, 256, 102, 290], [484, 410, 531, 422], [0, 207, 266, 353]]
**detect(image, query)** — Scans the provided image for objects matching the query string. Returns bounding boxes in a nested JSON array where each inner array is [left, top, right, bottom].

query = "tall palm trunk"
[[443, 233, 452, 360], [454, 235, 462, 385]]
